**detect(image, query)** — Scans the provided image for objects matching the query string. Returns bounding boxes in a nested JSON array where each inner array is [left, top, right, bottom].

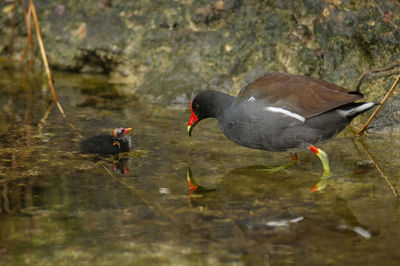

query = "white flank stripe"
[[266, 216, 304, 227], [264, 107, 306, 122]]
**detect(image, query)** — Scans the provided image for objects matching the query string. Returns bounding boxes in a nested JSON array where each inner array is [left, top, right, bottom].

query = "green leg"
[[309, 145, 332, 192]]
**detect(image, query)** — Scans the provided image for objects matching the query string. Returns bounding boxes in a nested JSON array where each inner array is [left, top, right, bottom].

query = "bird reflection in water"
[[185, 166, 375, 240], [186, 167, 215, 195], [112, 156, 130, 174]]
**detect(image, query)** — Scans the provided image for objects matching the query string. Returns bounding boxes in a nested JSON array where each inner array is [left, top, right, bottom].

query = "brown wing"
[[238, 72, 363, 118]]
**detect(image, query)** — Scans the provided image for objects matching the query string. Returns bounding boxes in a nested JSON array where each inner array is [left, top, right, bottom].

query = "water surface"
[[1, 66, 400, 265]]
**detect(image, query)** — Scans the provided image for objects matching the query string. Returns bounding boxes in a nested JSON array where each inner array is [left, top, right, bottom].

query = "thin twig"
[[353, 63, 400, 91], [65, 116, 83, 138], [356, 74, 400, 136], [374, 1, 400, 31]]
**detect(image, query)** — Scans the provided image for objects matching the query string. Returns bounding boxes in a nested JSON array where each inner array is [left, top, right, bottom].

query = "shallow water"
[[1, 65, 400, 265]]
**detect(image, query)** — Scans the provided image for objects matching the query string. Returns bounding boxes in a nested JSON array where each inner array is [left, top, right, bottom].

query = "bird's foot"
[[113, 141, 121, 148], [258, 162, 295, 174]]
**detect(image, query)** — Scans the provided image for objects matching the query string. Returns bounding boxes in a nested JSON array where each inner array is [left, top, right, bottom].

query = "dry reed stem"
[[356, 139, 399, 199], [29, 0, 66, 118], [20, 0, 35, 77], [7, 0, 18, 59], [37, 101, 54, 134]]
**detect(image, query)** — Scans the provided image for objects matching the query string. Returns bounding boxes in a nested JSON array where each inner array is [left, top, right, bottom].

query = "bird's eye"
[[194, 104, 200, 111]]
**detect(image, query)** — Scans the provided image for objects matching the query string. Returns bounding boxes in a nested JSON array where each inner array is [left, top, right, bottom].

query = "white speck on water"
[[159, 187, 170, 194], [247, 96, 256, 102]]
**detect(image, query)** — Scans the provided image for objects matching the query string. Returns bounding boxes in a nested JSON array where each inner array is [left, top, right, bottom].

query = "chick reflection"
[[112, 157, 130, 174], [80, 154, 131, 175]]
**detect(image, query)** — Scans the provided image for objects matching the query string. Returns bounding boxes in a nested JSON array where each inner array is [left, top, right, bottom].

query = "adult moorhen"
[[79, 127, 132, 155], [187, 72, 375, 179]]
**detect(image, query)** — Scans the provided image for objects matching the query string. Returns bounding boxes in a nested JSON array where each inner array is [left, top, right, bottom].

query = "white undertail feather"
[[336, 102, 375, 118]]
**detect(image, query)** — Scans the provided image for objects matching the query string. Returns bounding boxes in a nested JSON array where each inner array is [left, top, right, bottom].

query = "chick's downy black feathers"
[[79, 127, 132, 155]]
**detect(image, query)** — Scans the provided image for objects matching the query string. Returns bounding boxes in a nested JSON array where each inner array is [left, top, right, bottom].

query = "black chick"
[[79, 127, 132, 155]]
